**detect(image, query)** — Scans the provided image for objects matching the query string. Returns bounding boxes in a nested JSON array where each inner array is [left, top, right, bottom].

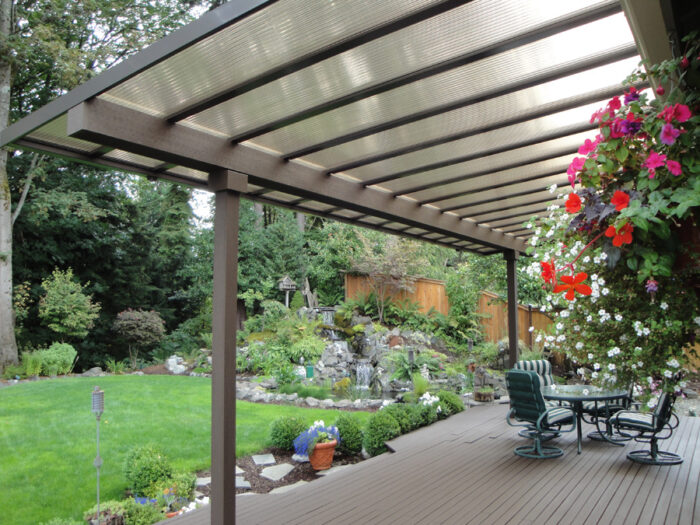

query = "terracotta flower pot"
[[166, 511, 179, 518], [309, 439, 337, 470]]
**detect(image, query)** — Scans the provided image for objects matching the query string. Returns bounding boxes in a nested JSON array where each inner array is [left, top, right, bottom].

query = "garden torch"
[[92, 386, 104, 525]]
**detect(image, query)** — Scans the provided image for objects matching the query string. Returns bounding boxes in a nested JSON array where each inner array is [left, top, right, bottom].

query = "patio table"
[[542, 384, 628, 454]]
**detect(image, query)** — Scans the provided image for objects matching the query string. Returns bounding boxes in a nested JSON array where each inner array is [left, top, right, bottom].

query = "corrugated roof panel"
[[180, 1, 620, 140]]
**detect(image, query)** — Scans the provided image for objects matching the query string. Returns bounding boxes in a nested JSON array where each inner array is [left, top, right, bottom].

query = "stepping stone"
[[292, 453, 309, 463], [317, 464, 350, 477], [235, 476, 251, 489], [252, 453, 276, 466], [260, 463, 294, 481], [235, 466, 244, 475], [195, 476, 211, 487], [269, 480, 309, 494]]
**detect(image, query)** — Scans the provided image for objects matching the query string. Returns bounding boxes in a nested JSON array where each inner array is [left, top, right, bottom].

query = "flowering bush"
[[293, 420, 340, 457], [526, 34, 700, 403]]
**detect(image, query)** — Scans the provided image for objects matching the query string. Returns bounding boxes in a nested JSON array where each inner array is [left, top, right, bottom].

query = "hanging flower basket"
[[309, 439, 337, 470]]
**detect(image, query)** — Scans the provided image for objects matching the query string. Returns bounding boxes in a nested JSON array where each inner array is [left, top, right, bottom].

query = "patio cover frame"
[[0, 1, 679, 523]]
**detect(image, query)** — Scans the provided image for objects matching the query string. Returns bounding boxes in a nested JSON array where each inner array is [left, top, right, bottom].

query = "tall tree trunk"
[[0, 0, 18, 370]]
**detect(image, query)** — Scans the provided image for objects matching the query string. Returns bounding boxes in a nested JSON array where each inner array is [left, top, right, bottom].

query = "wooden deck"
[[167, 403, 699, 524]]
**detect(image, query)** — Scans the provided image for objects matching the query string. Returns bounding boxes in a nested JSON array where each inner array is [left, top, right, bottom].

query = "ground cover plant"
[[0, 375, 371, 524]]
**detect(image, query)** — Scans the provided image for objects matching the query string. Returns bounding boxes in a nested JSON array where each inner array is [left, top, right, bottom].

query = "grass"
[[0, 375, 371, 525]]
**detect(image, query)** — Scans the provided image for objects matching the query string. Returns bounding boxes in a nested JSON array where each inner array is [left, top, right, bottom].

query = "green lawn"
[[0, 375, 371, 525]]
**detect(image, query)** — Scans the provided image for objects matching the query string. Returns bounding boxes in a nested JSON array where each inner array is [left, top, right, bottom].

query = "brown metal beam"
[[505, 249, 519, 367], [66, 98, 527, 252], [210, 169, 245, 525]]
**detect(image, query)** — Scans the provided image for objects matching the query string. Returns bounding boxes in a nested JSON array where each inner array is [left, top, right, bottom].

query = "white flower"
[[559, 310, 569, 318], [577, 368, 585, 376], [591, 274, 598, 281], [667, 358, 680, 368], [600, 252, 607, 261], [695, 316, 700, 326], [614, 314, 623, 322], [680, 381, 687, 388], [583, 388, 590, 396], [582, 256, 590, 263], [593, 256, 600, 264], [586, 315, 593, 322], [526, 223, 532, 229], [556, 335, 566, 342], [637, 361, 643, 367], [601, 288, 609, 296], [573, 325, 580, 331], [663, 370, 673, 378], [594, 363, 601, 370], [659, 302, 668, 310], [647, 398, 658, 409], [535, 334, 542, 343], [642, 327, 650, 336], [528, 326, 534, 332], [587, 353, 594, 359], [631, 363, 637, 369], [575, 342, 584, 350], [548, 184, 557, 193], [556, 322, 564, 331], [591, 371, 598, 379], [608, 363, 616, 371]]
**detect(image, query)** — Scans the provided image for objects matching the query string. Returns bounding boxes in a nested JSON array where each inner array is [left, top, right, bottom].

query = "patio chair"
[[513, 359, 555, 386], [582, 386, 634, 445], [505, 369, 575, 459], [608, 392, 682, 465]]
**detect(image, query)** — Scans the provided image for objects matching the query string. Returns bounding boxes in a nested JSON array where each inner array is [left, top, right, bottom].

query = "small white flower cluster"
[[667, 358, 680, 368], [598, 309, 611, 323], [633, 321, 650, 337], [607, 346, 621, 358], [419, 392, 440, 413], [659, 301, 668, 311]]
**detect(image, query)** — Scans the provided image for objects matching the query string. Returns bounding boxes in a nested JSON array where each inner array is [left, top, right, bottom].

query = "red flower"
[[553, 272, 592, 301], [681, 56, 689, 69], [607, 96, 621, 112], [605, 223, 634, 247], [610, 191, 630, 211], [540, 261, 556, 285], [565, 193, 582, 214]]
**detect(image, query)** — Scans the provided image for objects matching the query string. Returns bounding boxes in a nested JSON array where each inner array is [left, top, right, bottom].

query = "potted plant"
[[293, 420, 340, 471], [527, 33, 700, 406], [474, 386, 494, 402]]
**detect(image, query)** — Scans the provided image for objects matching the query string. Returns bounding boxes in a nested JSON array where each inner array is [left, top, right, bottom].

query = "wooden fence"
[[344, 274, 449, 316], [477, 290, 552, 346]]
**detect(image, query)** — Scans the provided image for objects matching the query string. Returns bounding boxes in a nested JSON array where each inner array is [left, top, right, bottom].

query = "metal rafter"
[[283, 44, 637, 160], [166, 0, 469, 123], [228, 2, 622, 144], [324, 84, 633, 175], [67, 98, 526, 252]]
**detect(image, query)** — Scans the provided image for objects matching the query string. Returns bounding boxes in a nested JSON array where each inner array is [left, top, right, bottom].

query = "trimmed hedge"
[[269, 416, 307, 451], [363, 411, 401, 457], [334, 413, 364, 455]]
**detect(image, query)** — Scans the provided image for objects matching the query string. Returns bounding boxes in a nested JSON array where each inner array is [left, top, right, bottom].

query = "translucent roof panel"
[[104, 0, 442, 118], [375, 130, 595, 192], [26, 115, 100, 153], [253, 17, 636, 157], [178, 1, 623, 141], [338, 100, 607, 182]]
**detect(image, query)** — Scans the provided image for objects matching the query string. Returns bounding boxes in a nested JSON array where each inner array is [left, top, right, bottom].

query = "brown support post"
[[210, 170, 246, 525], [504, 250, 519, 368]]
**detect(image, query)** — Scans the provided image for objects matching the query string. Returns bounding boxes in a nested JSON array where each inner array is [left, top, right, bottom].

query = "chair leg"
[[626, 437, 683, 465], [519, 428, 558, 442], [514, 435, 564, 459]]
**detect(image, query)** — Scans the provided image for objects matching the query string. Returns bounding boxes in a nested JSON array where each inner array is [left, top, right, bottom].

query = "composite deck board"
[[162, 405, 699, 525]]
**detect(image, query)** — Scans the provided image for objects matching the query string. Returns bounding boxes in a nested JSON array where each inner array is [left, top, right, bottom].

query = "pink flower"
[[644, 151, 667, 170], [666, 159, 682, 176], [607, 96, 621, 112], [644, 151, 667, 178], [660, 123, 681, 145], [567, 157, 586, 175], [578, 138, 599, 155], [673, 104, 691, 123]]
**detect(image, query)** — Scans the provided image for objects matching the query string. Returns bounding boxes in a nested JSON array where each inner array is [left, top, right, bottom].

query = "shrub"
[[419, 402, 438, 426], [334, 413, 363, 455], [22, 351, 43, 377], [84, 500, 126, 524], [289, 291, 305, 311], [380, 404, 412, 434], [113, 309, 166, 366], [363, 411, 401, 457], [278, 383, 331, 399], [436, 390, 465, 416], [38, 343, 77, 376], [106, 358, 128, 374], [332, 377, 351, 397], [411, 373, 429, 397], [403, 403, 425, 430], [123, 499, 163, 525], [2, 362, 25, 379], [123, 445, 173, 498], [269, 416, 307, 450], [286, 335, 326, 363], [39, 268, 100, 339]]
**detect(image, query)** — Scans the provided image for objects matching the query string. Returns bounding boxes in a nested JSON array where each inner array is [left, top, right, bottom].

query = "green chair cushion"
[[546, 406, 574, 425], [609, 411, 655, 431]]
